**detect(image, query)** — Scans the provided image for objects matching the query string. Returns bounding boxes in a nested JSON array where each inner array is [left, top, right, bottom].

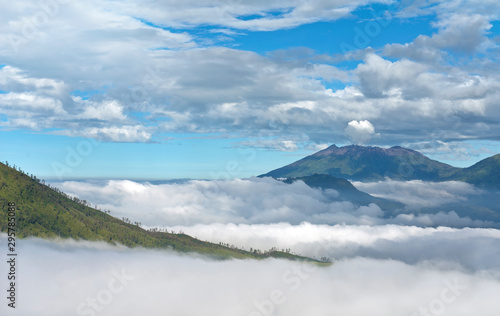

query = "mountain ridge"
[[262, 144, 499, 189], [0, 162, 324, 262]]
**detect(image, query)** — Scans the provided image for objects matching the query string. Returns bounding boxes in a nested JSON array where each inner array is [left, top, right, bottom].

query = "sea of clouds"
[[0, 226, 499, 316], [52, 177, 493, 228], [1, 178, 499, 315]]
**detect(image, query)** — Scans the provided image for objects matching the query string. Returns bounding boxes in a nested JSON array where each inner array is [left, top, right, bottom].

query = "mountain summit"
[[261, 145, 500, 222], [262, 144, 458, 181]]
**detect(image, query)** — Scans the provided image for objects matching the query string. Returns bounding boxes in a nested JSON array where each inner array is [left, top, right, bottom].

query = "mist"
[[164, 223, 500, 271], [1, 234, 499, 316], [51, 178, 494, 228], [351, 180, 483, 209], [2, 178, 499, 315]]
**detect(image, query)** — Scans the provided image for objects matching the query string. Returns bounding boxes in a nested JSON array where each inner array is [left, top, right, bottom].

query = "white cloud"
[[164, 223, 500, 270], [116, 0, 386, 32], [0, 92, 64, 113], [344, 120, 376, 144], [51, 178, 494, 228], [392, 211, 490, 228], [239, 138, 301, 152], [304, 143, 330, 152], [404, 140, 493, 162], [0, 66, 68, 130], [0, 230, 499, 315], [57, 125, 152, 142], [53, 177, 375, 226], [352, 180, 483, 209], [0, 1, 499, 150], [0, 65, 65, 95], [78, 100, 127, 121], [355, 54, 429, 99], [0, 44, 495, 148], [386, 13, 493, 57], [339, 53, 500, 144]]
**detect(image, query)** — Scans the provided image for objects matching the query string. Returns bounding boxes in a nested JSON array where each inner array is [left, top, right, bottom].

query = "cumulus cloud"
[[340, 52, 500, 145], [0, 65, 68, 130], [78, 100, 127, 121], [355, 54, 429, 99], [0, 1, 499, 149], [0, 65, 65, 95], [0, 65, 157, 141], [344, 120, 376, 144], [0, 231, 499, 316], [385, 13, 493, 59]]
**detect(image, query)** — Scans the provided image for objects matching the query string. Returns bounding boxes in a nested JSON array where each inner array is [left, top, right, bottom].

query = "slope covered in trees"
[[0, 162, 324, 262]]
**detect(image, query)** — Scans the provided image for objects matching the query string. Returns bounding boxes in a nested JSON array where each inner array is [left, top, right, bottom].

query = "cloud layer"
[[51, 177, 495, 228], [352, 179, 483, 209], [166, 223, 500, 271], [1, 228, 499, 316]]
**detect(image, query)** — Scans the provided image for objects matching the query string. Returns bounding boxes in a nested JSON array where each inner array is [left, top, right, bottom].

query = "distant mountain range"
[[262, 144, 500, 190], [260, 144, 500, 225]]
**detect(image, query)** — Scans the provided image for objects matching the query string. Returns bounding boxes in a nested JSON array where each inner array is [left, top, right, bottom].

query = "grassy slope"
[[0, 162, 322, 262], [449, 154, 500, 190]]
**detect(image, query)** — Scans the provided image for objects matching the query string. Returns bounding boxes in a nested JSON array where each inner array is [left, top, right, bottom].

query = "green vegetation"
[[0, 162, 325, 262], [448, 154, 500, 190], [262, 145, 500, 189]]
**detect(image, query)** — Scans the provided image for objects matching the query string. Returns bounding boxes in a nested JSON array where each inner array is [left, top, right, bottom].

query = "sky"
[[1, 0, 500, 179]]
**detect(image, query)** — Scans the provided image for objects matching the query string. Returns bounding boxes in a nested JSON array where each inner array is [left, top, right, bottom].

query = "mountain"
[[279, 174, 404, 215], [262, 144, 499, 188], [0, 162, 323, 262], [261, 145, 500, 225], [450, 154, 500, 190]]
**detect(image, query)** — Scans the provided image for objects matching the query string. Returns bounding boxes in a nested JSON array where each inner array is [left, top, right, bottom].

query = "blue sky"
[[1, 0, 500, 179]]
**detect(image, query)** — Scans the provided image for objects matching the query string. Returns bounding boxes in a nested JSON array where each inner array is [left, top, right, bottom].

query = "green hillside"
[[262, 145, 500, 189], [0, 162, 322, 262], [449, 154, 500, 190]]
